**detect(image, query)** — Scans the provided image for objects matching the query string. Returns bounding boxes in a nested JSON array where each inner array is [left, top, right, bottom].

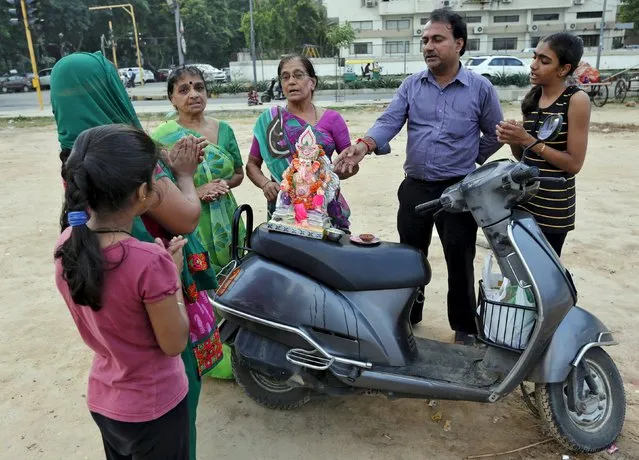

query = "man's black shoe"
[[454, 331, 476, 346]]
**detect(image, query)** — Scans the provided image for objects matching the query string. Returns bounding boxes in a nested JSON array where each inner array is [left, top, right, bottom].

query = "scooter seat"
[[250, 224, 431, 291]]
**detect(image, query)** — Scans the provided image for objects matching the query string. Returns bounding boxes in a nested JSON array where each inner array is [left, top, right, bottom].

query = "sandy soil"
[[0, 102, 638, 460]]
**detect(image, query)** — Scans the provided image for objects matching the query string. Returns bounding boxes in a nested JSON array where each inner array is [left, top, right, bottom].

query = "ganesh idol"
[[267, 126, 340, 239]]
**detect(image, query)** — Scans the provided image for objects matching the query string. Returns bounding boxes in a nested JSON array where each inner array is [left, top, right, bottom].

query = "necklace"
[[93, 229, 133, 237], [287, 103, 318, 125]]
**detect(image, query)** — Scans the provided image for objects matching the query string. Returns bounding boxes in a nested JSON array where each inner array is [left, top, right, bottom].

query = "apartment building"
[[323, 0, 626, 57]]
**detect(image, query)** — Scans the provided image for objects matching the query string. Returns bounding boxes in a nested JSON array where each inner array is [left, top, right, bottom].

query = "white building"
[[323, 0, 626, 58]]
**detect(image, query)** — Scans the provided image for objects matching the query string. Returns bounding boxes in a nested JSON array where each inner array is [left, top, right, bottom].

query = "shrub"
[[490, 72, 530, 87], [207, 72, 528, 95]]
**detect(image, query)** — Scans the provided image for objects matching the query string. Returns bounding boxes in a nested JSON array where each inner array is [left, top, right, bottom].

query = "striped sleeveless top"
[[521, 86, 581, 233]]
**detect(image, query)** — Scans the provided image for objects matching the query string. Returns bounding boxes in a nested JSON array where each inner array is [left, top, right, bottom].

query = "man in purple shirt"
[[335, 9, 503, 344]]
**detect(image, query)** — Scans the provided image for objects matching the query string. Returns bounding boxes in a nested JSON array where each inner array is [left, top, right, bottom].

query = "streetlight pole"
[[15, 0, 43, 109], [109, 20, 118, 68], [88, 4, 144, 86], [249, 0, 257, 86], [596, 0, 608, 70], [58, 32, 66, 58], [260, 41, 264, 80], [166, 0, 184, 66]]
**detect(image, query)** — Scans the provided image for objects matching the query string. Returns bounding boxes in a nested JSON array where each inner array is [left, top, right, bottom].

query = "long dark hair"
[[60, 148, 72, 231], [55, 124, 159, 311], [522, 33, 584, 115], [277, 54, 319, 95]]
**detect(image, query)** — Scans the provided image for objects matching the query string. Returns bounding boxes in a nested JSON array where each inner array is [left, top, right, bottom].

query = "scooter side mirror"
[[537, 114, 564, 142]]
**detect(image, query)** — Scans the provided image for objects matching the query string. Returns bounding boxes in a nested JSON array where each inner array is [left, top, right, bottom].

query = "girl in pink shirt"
[[54, 124, 191, 460]]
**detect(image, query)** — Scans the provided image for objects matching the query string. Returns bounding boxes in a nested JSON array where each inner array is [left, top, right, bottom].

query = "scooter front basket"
[[476, 280, 538, 352]]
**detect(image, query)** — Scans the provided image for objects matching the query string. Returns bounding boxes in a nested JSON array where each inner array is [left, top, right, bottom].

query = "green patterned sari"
[[151, 119, 245, 275]]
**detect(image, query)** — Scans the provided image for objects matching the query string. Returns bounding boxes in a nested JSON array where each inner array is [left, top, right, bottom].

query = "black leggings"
[[90, 397, 189, 460], [544, 232, 568, 257]]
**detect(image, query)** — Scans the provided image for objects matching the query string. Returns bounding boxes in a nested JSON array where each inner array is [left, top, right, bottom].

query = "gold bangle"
[[260, 178, 271, 189], [539, 143, 547, 155]]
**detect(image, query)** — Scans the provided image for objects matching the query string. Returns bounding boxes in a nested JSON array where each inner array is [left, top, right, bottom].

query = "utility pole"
[[88, 4, 144, 86], [596, 0, 608, 70], [249, 0, 257, 86], [260, 41, 264, 80], [7, 0, 44, 110], [109, 20, 118, 68], [166, 0, 184, 66]]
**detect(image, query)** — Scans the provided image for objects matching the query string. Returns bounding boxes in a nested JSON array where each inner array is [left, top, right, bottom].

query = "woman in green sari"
[[51, 52, 222, 460], [152, 66, 245, 276], [152, 67, 244, 380], [246, 55, 358, 230]]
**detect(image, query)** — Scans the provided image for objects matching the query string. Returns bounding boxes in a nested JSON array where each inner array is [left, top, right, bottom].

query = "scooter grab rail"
[[231, 204, 254, 262]]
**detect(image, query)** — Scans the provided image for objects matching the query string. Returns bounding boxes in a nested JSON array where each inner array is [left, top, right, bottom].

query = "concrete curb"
[[129, 95, 168, 101], [126, 86, 531, 102], [0, 102, 392, 120]]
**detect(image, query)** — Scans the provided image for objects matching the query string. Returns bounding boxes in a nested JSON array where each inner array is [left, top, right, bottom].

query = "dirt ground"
[[0, 102, 638, 460]]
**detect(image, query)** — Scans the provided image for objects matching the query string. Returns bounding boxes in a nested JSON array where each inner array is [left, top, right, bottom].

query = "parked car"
[[118, 67, 156, 84], [465, 55, 528, 80], [191, 64, 226, 83], [38, 68, 53, 89], [157, 68, 172, 82], [0, 74, 32, 93], [222, 67, 231, 82]]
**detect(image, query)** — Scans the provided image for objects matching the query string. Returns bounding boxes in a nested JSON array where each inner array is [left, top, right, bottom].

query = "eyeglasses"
[[280, 71, 308, 82]]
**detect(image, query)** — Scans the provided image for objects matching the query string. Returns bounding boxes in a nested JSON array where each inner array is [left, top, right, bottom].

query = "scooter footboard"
[[526, 306, 617, 383]]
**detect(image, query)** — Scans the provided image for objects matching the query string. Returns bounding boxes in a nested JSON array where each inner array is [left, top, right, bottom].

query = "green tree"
[[0, 0, 249, 73], [180, 0, 234, 66], [0, 4, 29, 71], [619, 0, 639, 24], [325, 22, 355, 57], [240, 0, 330, 58], [227, 0, 250, 59], [619, 0, 639, 47]]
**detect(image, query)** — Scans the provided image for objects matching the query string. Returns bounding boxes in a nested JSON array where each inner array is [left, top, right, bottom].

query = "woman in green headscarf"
[[51, 51, 221, 460], [51, 51, 202, 237]]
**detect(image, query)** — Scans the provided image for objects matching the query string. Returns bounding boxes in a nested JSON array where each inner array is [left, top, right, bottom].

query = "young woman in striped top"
[[496, 33, 591, 256]]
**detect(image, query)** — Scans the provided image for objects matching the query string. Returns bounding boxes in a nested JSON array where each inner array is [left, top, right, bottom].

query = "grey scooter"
[[213, 115, 625, 453]]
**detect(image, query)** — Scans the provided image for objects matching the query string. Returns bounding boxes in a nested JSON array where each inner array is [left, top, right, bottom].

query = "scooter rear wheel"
[[231, 347, 311, 410], [535, 347, 625, 453]]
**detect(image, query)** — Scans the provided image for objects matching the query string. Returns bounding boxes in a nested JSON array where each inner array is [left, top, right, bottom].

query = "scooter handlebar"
[[511, 166, 540, 184], [415, 199, 441, 215]]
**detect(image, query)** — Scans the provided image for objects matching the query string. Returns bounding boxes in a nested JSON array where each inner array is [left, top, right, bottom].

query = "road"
[[0, 82, 393, 116]]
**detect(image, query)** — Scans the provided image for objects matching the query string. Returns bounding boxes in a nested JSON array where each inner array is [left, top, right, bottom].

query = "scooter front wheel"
[[231, 347, 311, 410], [535, 347, 625, 453]]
